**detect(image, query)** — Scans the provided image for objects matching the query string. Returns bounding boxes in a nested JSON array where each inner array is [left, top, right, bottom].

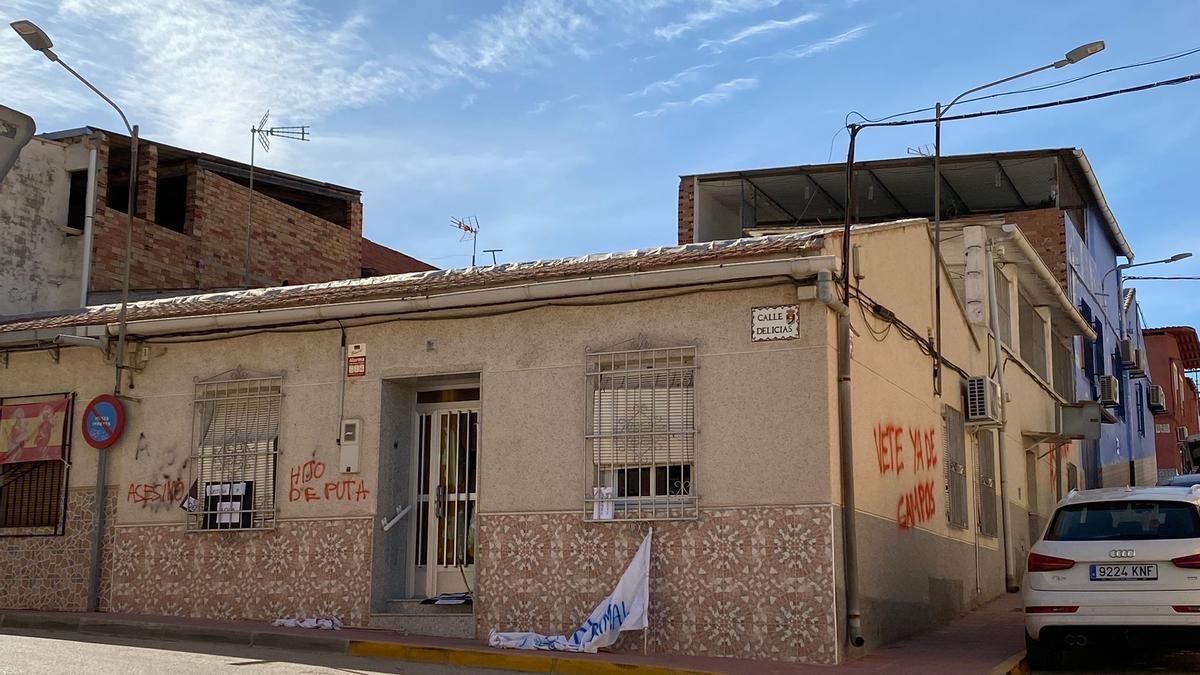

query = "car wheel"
[[1026, 632, 1064, 671]]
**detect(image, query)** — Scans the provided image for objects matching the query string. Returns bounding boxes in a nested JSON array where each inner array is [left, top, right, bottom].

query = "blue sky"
[[3, 1, 1200, 327]]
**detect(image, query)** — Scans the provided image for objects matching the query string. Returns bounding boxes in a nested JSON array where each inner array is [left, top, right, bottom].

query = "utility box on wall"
[[340, 418, 361, 473]]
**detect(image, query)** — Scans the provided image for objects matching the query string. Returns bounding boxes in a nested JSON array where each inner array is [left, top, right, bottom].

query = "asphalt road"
[[0, 629, 510, 675], [1033, 647, 1200, 673]]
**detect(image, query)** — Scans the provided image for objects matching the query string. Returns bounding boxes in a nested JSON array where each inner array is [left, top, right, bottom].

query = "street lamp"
[[1097, 251, 1190, 488], [11, 18, 137, 614], [931, 40, 1105, 392], [1101, 252, 1192, 295]]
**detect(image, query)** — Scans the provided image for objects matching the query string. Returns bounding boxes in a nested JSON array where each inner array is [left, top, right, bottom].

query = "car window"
[[1046, 500, 1200, 541], [1168, 475, 1200, 487]]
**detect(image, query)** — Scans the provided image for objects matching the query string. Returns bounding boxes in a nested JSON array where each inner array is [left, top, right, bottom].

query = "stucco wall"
[[820, 222, 1078, 647], [0, 137, 89, 316], [0, 280, 838, 662]]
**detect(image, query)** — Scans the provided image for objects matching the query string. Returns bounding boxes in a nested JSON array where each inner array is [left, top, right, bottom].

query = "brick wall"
[[678, 176, 694, 245], [85, 137, 363, 292], [1006, 208, 1066, 289], [195, 171, 361, 288]]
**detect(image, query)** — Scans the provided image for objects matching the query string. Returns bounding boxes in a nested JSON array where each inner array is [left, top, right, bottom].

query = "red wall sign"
[[82, 394, 125, 449]]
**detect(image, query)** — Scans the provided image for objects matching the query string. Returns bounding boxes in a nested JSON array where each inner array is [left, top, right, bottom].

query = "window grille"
[[944, 405, 968, 529], [0, 394, 72, 537], [1018, 294, 1047, 381], [585, 347, 697, 521], [976, 430, 998, 536], [994, 265, 1012, 347], [188, 369, 282, 532]]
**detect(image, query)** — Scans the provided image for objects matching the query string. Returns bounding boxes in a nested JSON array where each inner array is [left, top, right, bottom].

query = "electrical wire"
[[845, 45, 1200, 125], [854, 71, 1200, 130], [848, 285, 971, 379]]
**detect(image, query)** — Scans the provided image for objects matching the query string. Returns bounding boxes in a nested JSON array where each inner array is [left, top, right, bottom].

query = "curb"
[[990, 650, 1029, 675], [348, 640, 716, 674], [0, 612, 716, 675]]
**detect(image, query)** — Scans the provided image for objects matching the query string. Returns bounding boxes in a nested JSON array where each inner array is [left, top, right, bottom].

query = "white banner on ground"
[[488, 528, 652, 654]]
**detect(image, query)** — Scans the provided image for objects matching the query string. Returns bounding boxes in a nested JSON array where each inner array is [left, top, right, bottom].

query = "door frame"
[[407, 389, 481, 599]]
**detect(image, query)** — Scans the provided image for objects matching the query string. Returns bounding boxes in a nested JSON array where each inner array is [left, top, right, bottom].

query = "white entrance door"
[[412, 405, 479, 598]]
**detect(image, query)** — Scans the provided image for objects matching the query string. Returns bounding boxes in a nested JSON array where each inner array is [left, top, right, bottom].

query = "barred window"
[[188, 369, 282, 532], [0, 394, 73, 537], [944, 405, 968, 529], [977, 430, 998, 537], [586, 347, 697, 521]]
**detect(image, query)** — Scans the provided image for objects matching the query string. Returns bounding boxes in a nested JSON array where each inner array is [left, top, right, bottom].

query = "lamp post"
[[1099, 252, 1191, 487], [926, 40, 1104, 595], [931, 41, 1105, 395], [1102, 252, 1192, 297], [11, 19, 137, 613]]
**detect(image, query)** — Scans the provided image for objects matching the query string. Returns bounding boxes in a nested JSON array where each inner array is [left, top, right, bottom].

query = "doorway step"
[[369, 599, 474, 638]]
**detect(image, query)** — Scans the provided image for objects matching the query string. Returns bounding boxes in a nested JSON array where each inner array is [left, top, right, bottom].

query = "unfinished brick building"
[[1, 127, 430, 316]]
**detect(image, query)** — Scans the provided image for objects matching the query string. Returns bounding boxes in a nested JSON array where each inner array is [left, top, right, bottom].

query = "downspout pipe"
[[986, 241, 1019, 593], [817, 269, 865, 648], [77, 145, 97, 312]]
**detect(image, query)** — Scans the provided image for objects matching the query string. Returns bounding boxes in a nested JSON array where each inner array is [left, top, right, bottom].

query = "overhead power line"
[[853, 71, 1200, 129], [846, 45, 1200, 125]]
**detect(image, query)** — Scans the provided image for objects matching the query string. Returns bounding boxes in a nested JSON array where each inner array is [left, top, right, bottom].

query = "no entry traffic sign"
[[82, 394, 124, 449]]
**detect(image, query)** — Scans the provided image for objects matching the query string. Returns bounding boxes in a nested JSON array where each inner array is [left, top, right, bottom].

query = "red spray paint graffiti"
[[288, 460, 369, 502], [873, 422, 939, 529], [127, 480, 186, 505]]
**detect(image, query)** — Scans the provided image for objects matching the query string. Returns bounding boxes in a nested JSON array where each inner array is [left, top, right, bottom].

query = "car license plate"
[[1089, 563, 1158, 581]]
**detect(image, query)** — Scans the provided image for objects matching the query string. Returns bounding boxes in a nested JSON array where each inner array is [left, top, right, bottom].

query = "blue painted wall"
[[1065, 206, 1155, 487]]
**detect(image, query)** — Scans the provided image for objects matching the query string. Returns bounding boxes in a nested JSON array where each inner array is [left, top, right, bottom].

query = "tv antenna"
[[450, 216, 480, 266], [243, 109, 311, 286], [482, 249, 503, 265]]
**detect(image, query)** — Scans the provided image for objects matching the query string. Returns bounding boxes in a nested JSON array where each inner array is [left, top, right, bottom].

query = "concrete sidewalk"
[[836, 592, 1027, 674], [0, 594, 1027, 674]]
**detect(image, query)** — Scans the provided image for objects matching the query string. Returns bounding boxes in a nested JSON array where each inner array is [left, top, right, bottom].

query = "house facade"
[[0, 127, 429, 317], [678, 148, 1157, 488], [1143, 325, 1200, 478], [0, 218, 1093, 663]]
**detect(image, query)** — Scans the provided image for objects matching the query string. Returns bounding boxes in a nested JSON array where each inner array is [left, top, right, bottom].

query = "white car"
[[1023, 486, 1200, 670]]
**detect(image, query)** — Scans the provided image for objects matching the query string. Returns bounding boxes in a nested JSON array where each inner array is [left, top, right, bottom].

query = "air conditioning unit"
[[1178, 426, 1189, 442], [965, 376, 1002, 426], [1130, 349, 1147, 377], [1120, 338, 1137, 367], [1148, 384, 1167, 413], [1099, 375, 1120, 407]]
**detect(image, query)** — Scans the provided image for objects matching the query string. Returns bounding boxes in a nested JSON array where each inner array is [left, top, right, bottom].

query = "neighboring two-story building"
[[678, 148, 1157, 488], [0, 127, 431, 317], [1143, 325, 1200, 478]]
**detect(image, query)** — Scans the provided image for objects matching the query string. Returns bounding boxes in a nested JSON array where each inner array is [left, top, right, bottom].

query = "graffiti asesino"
[[873, 422, 940, 530]]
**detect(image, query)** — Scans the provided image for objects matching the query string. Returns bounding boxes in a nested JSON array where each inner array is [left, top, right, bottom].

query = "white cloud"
[[0, 0, 608, 159], [427, 0, 593, 77], [654, 0, 782, 40], [462, 93, 479, 109], [699, 12, 820, 52], [749, 24, 869, 62], [626, 64, 713, 97], [634, 76, 758, 117]]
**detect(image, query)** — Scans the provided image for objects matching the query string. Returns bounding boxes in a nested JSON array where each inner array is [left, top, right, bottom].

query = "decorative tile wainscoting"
[[0, 489, 114, 611], [110, 517, 373, 626], [475, 505, 838, 664]]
